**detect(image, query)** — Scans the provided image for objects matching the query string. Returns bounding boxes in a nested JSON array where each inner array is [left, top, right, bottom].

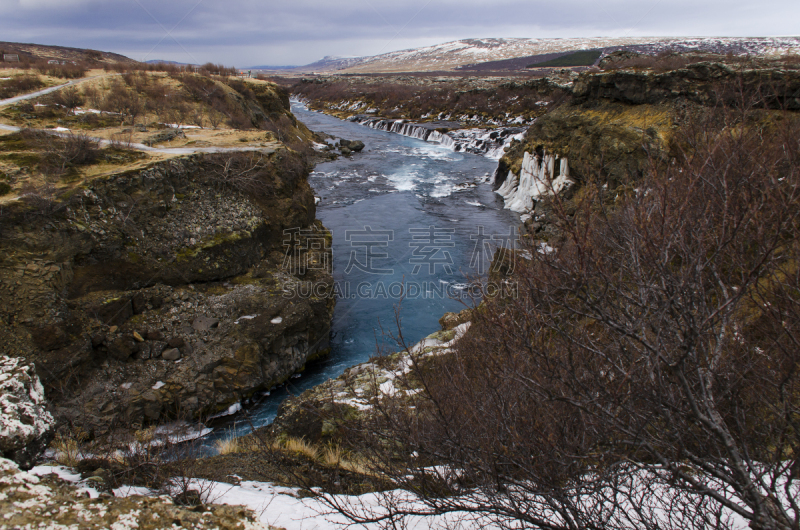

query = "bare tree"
[[207, 107, 223, 129], [52, 86, 84, 115], [103, 83, 142, 126], [311, 98, 800, 530], [36, 131, 99, 176]]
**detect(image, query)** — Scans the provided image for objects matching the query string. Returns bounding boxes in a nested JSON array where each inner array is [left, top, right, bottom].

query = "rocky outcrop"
[[495, 149, 572, 213], [0, 356, 55, 469], [496, 62, 800, 218], [0, 457, 269, 529], [0, 151, 334, 435], [575, 62, 800, 109]]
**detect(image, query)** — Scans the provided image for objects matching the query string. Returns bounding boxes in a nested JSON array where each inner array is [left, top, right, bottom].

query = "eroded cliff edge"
[[0, 150, 334, 436], [493, 61, 800, 239]]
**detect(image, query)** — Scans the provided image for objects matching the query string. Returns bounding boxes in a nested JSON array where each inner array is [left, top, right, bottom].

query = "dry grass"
[[214, 436, 242, 455], [282, 437, 320, 461], [321, 444, 343, 466], [51, 432, 85, 467], [276, 437, 378, 477], [212, 432, 263, 455], [339, 455, 375, 477]]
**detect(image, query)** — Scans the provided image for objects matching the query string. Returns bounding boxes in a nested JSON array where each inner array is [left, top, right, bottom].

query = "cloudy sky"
[[1, 0, 798, 67]]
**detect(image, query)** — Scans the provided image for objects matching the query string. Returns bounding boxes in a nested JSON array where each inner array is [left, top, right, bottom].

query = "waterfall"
[[347, 116, 525, 158]]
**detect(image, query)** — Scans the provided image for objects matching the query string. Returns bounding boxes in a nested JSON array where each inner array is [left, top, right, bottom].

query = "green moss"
[[0, 132, 32, 151], [0, 182, 11, 196], [428, 329, 456, 342], [60, 168, 82, 184], [202, 285, 230, 296], [128, 314, 146, 325], [230, 275, 265, 286], [175, 230, 251, 263]]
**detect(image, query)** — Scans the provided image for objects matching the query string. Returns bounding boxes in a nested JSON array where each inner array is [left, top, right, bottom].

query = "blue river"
[[200, 102, 520, 448]]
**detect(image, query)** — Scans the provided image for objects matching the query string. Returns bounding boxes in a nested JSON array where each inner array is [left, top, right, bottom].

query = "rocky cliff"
[[0, 150, 334, 437], [493, 61, 800, 235]]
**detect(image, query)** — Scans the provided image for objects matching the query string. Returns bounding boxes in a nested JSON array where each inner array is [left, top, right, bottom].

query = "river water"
[[201, 103, 520, 447]]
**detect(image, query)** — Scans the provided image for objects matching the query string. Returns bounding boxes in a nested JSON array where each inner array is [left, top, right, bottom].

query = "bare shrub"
[[110, 131, 133, 149], [102, 82, 142, 125], [227, 110, 253, 130], [207, 106, 224, 129], [81, 84, 100, 108], [37, 61, 87, 79], [0, 74, 46, 99], [52, 86, 84, 114], [262, 114, 294, 142], [34, 131, 99, 175], [315, 99, 800, 529]]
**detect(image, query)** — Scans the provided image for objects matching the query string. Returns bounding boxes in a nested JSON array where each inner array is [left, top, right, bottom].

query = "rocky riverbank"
[[0, 149, 335, 452]]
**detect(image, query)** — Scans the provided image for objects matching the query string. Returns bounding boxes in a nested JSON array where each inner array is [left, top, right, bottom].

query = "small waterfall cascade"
[[348, 116, 525, 159]]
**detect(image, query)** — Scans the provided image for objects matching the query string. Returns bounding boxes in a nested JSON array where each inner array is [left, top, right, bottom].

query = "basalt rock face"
[[496, 63, 800, 220], [573, 62, 800, 109], [0, 152, 334, 435]]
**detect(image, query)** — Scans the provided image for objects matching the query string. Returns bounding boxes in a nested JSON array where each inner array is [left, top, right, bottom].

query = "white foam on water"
[[430, 182, 457, 198], [385, 170, 419, 191]]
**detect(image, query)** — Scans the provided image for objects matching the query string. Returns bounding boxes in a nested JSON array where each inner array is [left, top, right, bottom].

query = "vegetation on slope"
[[527, 49, 602, 68], [0, 68, 320, 202], [287, 74, 575, 124]]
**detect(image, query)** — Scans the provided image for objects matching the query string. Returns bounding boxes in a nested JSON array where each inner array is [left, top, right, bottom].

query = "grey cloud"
[[1, 0, 798, 66]]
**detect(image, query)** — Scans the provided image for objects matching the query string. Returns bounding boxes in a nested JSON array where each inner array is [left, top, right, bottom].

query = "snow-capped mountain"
[[293, 55, 371, 72], [292, 37, 800, 74]]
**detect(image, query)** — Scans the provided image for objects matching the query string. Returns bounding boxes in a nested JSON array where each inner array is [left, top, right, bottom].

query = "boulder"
[[192, 316, 220, 332], [0, 356, 55, 470], [143, 128, 185, 146], [107, 337, 137, 362], [162, 348, 181, 361]]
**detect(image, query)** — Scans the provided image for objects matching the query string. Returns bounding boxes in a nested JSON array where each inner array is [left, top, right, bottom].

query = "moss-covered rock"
[[0, 152, 334, 436]]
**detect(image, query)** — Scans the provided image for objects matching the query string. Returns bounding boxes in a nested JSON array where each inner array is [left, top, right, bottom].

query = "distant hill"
[[289, 37, 800, 74], [0, 41, 137, 65], [144, 59, 188, 65], [292, 55, 370, 73], [248, 65, 299, 70]]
